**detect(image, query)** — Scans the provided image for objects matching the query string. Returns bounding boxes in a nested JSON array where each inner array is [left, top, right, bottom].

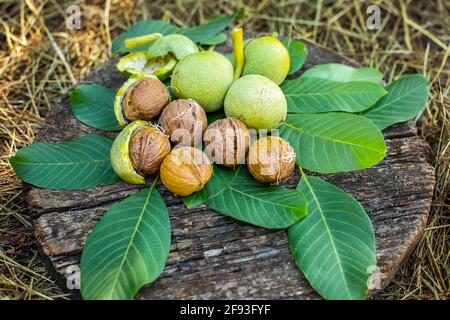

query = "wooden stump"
[[24, 40, 435, 299]]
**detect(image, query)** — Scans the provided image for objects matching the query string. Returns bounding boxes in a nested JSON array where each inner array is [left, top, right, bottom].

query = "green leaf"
[[301, 63, 383, 83], [280, 113, 386, 173], [112, 14, 235, 55], [199, 32, 227, 46], [80, 185, 171, 300], [9, 134, 119, 190], [112, 20, 178, 54], [282, 39, 308, 75], [70, 84, 121, 131], [361, 75, 428, 129], [184, 166, 307, 229], [182, 14, 235, 43], [289, 175, 376, 300], [281, 77, 387, 113]]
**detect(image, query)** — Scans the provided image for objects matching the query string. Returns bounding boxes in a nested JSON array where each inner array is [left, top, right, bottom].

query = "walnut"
[[129, 126, 171, 175], [160, 147, 213, 196], [122, 77, 169, 121], [247, 136, 295, 184], [203, 118, 250, 168], [159, 99, 207, 147]]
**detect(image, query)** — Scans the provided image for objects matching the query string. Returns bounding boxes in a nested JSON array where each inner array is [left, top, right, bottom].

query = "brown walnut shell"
[[122, 77, 169, 121], [160, 147, 213, 196], [159, 99, 207, 147], [129, 126, 171, 175], [203, 118, 250, 168], [247, 136, 295, 184]]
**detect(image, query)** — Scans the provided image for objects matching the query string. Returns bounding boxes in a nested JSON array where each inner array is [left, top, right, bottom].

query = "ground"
[[0, 0, 448, 300]]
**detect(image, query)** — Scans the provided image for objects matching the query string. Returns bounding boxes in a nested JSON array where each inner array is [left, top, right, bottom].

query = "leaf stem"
[[298, 165, 305, 176], [150, 173, 160, 189], [231, 27, 244, 80], [124, 33, 163, 49]]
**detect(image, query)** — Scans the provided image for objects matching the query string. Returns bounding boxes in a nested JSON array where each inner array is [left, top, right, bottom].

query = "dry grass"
[[0, 0, 448, 300]]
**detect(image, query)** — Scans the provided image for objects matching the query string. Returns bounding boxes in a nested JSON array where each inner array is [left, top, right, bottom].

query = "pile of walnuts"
[[111, 75, 296, 196]]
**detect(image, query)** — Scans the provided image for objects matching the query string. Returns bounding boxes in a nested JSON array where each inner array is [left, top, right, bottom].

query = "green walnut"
[[171, 51, 234, 112], [110, 120, 171, 184], [224, 74, 287, 129], [242, 36, 290, 85], [117, 34, 198, 80]]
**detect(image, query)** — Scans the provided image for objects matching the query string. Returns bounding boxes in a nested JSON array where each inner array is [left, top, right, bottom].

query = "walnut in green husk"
[[114, 74, 170, 127], [110, 120, 170, 184], [129, 126, 171, 176]]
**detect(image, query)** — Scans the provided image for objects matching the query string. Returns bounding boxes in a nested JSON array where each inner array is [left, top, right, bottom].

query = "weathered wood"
[[24, 39, 435, 299]]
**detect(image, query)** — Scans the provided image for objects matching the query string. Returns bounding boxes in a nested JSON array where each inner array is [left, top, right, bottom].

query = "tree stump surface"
[[24, 39, 435, 299]]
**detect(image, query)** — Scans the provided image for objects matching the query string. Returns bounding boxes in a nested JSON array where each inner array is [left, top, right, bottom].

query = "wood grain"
[[24, 39, 435, 299]]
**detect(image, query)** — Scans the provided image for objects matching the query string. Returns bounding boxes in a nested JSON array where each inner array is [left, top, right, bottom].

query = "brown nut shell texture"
[[122, 77, 169, 121], [160, 147, 213, 196], [247, 136, 295, 184], [159, 99, 207, 147], [203, 118, 250, 168], [129, 126, 171, 175]]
